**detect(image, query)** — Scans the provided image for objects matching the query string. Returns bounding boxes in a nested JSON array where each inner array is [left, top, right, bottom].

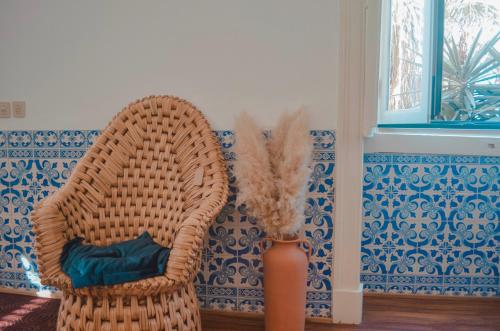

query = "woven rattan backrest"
[[59, 96, 226, 246]]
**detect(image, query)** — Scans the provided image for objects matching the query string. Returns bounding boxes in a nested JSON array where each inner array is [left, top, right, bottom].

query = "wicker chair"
[[33, 96, 228, 331]]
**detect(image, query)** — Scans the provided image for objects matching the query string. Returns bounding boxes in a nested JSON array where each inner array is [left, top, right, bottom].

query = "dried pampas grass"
[[234, 110, 313, 240], [233, 113, 281, 231]]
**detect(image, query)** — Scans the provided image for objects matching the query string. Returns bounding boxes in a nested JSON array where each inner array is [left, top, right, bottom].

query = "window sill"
[[378, 122, 500, 130], [364, 127, 500, 156]]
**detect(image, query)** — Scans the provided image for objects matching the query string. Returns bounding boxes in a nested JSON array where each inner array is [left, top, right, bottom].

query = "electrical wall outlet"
[[0, 102, 11, 118], [12, 101, 26, 118]]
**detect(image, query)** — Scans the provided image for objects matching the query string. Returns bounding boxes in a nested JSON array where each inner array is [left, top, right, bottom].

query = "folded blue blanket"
[[60, 232, 170, 288]]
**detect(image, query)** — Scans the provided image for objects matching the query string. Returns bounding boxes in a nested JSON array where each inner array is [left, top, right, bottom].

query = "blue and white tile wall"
[[4, 129, 496, 312], [0, 129, 335, 318], [0, 130, 96, 293], [362, 153, 499, 296]]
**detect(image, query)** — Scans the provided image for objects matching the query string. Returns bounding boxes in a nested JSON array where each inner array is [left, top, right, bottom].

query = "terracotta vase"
[[260, 237, 311, 331]]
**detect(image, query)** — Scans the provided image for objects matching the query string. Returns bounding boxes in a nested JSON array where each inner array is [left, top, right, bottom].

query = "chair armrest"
[[32, 191, 72, 289], [166, 188, 228, 286], [165, 212, 210, 285]]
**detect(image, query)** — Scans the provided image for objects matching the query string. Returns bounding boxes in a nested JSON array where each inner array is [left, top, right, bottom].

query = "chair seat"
[[68, 274, 178, 297]]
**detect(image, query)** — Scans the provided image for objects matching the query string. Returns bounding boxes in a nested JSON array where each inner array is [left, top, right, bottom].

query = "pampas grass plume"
[[234, 113, 280, 235], [234, 109, 313, 239]]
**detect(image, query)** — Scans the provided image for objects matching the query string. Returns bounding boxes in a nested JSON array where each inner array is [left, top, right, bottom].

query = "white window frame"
[[377, 0, 434, 125]]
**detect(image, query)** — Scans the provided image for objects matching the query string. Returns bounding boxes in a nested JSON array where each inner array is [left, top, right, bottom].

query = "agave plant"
[[440, 30, 500, 121]]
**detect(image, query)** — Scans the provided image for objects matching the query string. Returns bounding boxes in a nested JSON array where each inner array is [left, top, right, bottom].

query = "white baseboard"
[[332, 283, 364, 324]]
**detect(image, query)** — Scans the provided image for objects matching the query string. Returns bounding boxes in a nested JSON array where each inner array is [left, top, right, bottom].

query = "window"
[[378, 0, 500, 129]]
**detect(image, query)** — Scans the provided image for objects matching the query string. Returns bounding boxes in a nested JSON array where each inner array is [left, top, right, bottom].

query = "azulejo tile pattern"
[[0, 130, 335, 318], [362, 153, 500, 297]]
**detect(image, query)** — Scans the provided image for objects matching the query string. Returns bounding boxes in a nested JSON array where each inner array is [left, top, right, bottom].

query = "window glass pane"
[[388, 0, 426, 112], [440, 0, 500, 122]]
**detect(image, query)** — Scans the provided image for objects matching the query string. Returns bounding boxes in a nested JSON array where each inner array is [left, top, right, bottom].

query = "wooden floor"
[[201, 295, 500, 331], [1, 292, 499, 330]]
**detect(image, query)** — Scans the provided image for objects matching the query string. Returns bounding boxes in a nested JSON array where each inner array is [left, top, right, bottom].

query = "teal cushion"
[[60, 231, 170, 288]]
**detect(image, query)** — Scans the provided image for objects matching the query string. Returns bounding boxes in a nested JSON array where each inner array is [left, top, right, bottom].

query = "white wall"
[[0, 0, 339, 130]]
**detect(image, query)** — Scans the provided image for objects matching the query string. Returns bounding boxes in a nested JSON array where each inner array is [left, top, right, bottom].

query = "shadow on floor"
[[0, 293, 59, 331]]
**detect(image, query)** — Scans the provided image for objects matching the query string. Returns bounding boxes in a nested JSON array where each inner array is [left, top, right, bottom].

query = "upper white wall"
[[0, 0, 339, 130]]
